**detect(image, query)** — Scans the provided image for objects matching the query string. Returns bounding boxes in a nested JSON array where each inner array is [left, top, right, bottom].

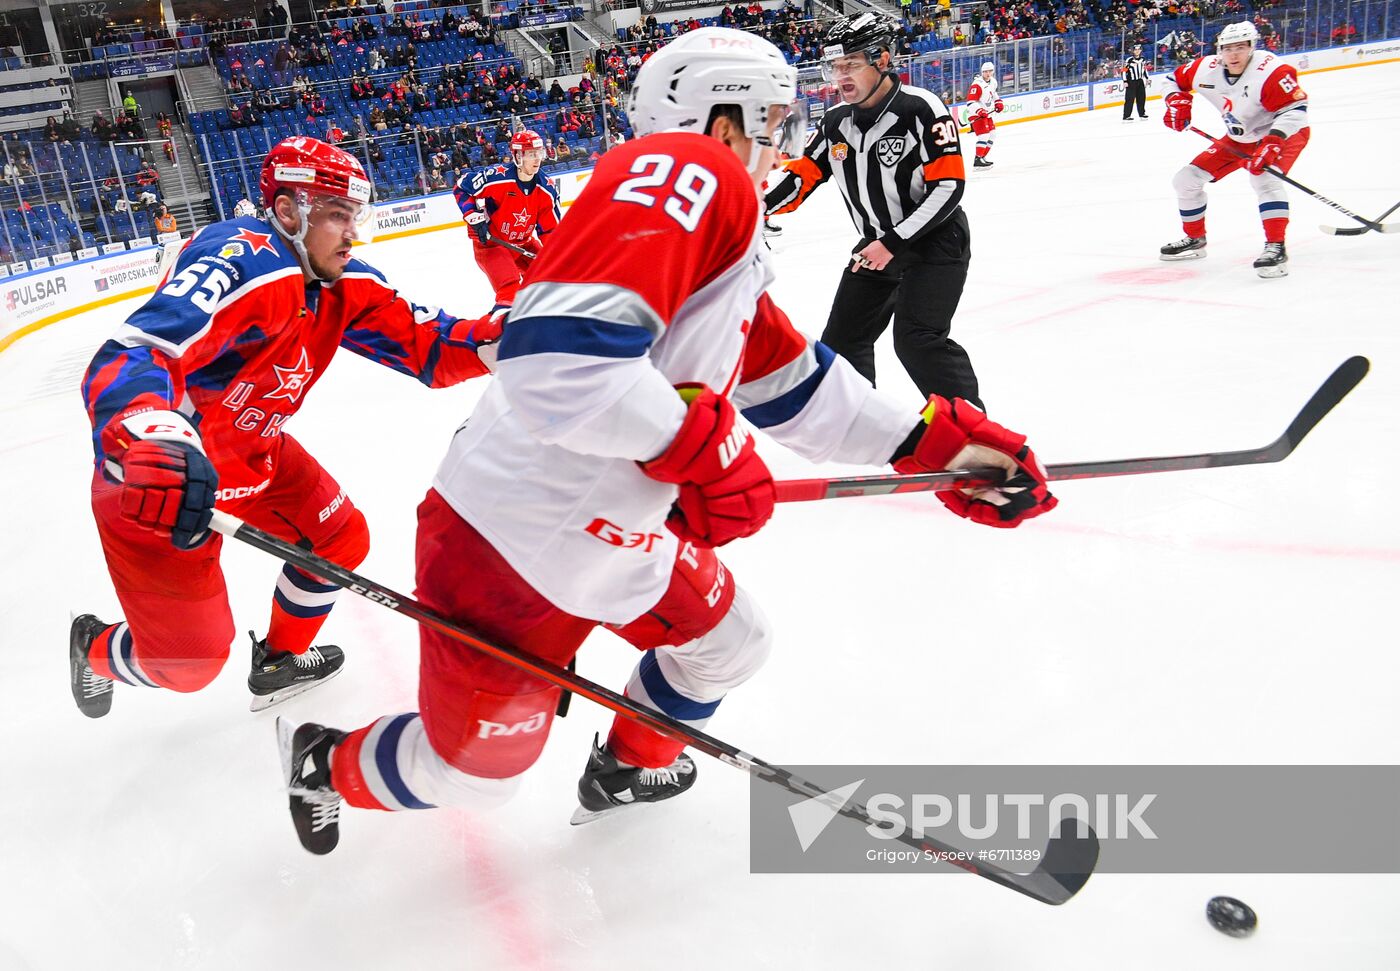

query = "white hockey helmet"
[[1216, 21, 1259, 48], [980, 61, 996, 74], [627, 27, 802, 168]]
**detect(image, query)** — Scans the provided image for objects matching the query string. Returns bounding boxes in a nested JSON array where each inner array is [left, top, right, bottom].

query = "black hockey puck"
[[1205, 896, 1258, 937]]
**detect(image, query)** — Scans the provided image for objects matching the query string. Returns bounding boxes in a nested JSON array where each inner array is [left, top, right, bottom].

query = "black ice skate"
[[1253, 241, 1288, 278], [973, 156, 994, 168], [248, 631, 345, 711], [1159, 235, 1207, 261], [69, 614, 114, 719], [570, 733, 697, 825], [276, 717, 346, 855]]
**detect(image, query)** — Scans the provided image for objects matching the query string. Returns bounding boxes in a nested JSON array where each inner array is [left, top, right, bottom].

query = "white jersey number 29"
[[613, 154, 717, 233]]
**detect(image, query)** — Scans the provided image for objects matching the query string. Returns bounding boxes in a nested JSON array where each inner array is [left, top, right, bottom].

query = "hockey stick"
[[1323, 199, 1400, 237], [1187, 127, 1399, 234], [209, 510, 1098, 906], [484, 230, 538, 259], [776, 356, 1368, 502]]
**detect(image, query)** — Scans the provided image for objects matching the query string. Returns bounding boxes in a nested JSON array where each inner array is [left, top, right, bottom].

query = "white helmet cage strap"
[[270, 188, 371, 281]]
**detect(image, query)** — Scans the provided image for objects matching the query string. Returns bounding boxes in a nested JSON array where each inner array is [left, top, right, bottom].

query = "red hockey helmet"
[[260, 136, 373, 215], [510, 128, 545, 161]]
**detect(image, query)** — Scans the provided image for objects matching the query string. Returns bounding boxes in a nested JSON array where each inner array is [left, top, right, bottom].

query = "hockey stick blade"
[[1321, 200, 1400, 236], [775, 357, 1369, 501], [209, 511, 1096, 904]]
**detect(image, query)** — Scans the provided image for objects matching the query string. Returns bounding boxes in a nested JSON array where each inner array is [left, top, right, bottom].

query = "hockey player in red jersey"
[[453, 128, 562, 309], [1158, 21, 1310, 277], [72, 137, 502, 719], [966, 61, 1003, 169], [276, 29, 1056, 855]]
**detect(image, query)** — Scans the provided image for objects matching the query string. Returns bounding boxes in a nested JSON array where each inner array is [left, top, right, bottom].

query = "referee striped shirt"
[[1123, 56, 1148, 82], [766, 77, 965, 254]]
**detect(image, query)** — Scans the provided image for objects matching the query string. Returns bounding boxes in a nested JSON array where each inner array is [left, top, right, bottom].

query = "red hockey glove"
[[993, 98, 1004, 113], [106, 410, 218, 549], [970, 110, 994, 135], [892, 396, 1056, 528], [1163, 92, 1192, 132], [641, 386, 775, 549], [1246, 134, 1284, 175]]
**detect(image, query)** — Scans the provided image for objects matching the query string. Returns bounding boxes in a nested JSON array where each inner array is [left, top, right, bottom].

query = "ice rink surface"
[[2, 62, 1398, 971]]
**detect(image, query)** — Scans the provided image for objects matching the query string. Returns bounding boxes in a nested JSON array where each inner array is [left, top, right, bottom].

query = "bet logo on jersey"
[[876, 136, 906, 167]]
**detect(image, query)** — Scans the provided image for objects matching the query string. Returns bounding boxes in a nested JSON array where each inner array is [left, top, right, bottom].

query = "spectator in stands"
[[44, 117, 62, 142], [368, 46, 386, 71], [368, 139, 386, 166], [153, 204, 177, 236], [123, 91, 139, 116], [369, 106, 387, 131], [428, 167, 447, 191], [92, 112, 115, 142], [60, 113, 82, 141], [2, 158, 17, 185], [554, 136, 571, 162]]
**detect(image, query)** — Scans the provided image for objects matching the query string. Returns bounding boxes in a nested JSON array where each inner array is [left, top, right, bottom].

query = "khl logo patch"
[[876, 136, 905, 167]]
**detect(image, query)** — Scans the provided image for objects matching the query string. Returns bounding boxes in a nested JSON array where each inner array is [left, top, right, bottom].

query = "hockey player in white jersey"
[[966, 62, 1003, 169], [1158, 21, 1310, 277], [274, 28, 1057, 855]]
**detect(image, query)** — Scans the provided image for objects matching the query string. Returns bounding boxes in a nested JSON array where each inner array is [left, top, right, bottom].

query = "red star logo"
[[230, 226, 277, 256], [513, 210, 531, 227], [265, 347, 315, 403]]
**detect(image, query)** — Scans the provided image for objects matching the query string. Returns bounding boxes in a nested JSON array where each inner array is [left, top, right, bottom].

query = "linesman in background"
[[1123, 44, 1149, 121], [766, 13, 982, 408]]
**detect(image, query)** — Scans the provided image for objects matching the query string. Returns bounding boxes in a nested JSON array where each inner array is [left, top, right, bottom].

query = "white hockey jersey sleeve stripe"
[[753, 351, 915, 467], [510, 281, 667, 339], [735, 340, 830, 426]]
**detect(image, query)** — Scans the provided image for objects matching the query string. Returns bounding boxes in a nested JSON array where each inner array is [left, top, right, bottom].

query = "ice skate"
[[248, 632, 345, 711], [570, 733, 697, 825], [1159, 235, 1207, 261], [277, 717, 346, 855], [763, 218, 783, 236], [69, 614, 114, 719], [1253, 241, 1288, 278], [973, 156, 994, 169]]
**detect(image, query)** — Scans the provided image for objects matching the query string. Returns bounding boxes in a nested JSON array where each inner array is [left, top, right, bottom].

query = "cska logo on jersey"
[[876, 136, 906, 167], [265, 347, 316, 403]]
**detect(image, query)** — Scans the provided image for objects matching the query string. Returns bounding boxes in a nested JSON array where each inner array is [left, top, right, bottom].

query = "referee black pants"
[[1123, 79, 1147, 119], [820, 209, 981, 408]]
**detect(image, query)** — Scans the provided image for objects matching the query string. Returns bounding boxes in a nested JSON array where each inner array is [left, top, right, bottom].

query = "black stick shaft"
[[776, 356, 1368, 502], [1188, 126, 1380, 229], [209, 511, 1094, 904]]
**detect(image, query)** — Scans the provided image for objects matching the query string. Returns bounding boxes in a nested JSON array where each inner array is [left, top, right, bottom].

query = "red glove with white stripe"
[[970, 110, 995, 135], [104, 409, 219, 549], [993, 98, 1004, 112], [892, 396, 1056, 528], [1246, 133, 1284, 175], [641, 386, 775, 549], [1163, 91, 1193, 131]]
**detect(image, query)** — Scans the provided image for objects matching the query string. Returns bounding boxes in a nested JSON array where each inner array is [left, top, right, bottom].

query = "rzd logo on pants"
[[477, 711, 548, 739]]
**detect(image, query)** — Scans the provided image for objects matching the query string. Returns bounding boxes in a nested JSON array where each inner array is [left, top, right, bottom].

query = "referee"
[[1122, 44, 1149, 120], [766, 13, 981, 407]]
